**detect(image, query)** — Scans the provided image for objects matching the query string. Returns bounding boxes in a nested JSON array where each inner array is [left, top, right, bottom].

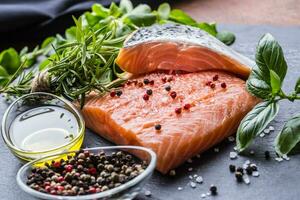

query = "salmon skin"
[[116, 24, 255, 79], [82, 72, 259, 173]]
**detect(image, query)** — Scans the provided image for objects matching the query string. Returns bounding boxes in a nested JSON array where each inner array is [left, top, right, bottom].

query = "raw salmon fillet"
[[82, 71, 259, 173], [116, 24, 255, 79]]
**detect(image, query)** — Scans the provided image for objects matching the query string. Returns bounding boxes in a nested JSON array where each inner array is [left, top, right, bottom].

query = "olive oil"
[[9, 106, 79, 152]]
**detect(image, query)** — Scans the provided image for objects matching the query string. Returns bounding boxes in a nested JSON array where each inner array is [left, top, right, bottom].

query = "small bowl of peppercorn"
[[16, 146, 157, 200]]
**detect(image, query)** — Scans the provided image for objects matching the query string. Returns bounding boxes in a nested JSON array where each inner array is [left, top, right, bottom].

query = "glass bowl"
[[1, 92, 85, 161], [17, 146, 157, 200]]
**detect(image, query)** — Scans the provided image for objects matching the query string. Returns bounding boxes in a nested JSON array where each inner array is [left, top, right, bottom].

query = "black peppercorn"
[[143, 79, 150, 84], [116, 91, 122, 97], [146, 89, 153, 95], [245, 166, 253, 175], [229, 164, 236, 173], [236, 167, 244, 174], [235, 172, 243, 182], [264, 151, 270, 160], [165, 85, 171, 91], [155, 124, 161, 131], [210, 185, 217, 195]]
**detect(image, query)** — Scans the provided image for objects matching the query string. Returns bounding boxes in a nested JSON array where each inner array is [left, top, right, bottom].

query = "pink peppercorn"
[[221, 82, 227, 88]]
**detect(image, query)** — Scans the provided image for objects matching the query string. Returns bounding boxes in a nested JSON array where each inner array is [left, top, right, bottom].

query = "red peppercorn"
[[161, 77, 167, 83], [206, 81, 212, 86], [57, 186, 64, 191], [88, 167, 97, 175], [170, 91, 177, 99], [221, 82, 227, 88], [143, 94, 149, 101], [175, 108, 182, 114], [45, 186, 51, 192], [183, 104, 191, 110], [53, 161, 61, 168], [138, 82, 143, 87], [213, 75, 219, 81], [110, 91, 116, 97], [210, 83, 216, 89], [89, 187, 97, 194], [50, 190, 57, 195], [167, 77, 173, 82], [149, 80, 154, 85], [57, 176, 64, 182], [65, 165, 73, 172]]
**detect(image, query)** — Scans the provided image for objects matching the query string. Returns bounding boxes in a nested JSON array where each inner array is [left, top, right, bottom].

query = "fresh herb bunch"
[[236, 33, 300, 156], [0, 0, 235, 99]]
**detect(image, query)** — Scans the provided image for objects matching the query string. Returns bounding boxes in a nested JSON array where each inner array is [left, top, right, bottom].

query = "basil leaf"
[[246, 69, 272, 99], [92, 4, 109, 18], [246, 33, 287, 99], [216, 31, 235, 45], [125, 13, 156, 26], [295, 77, 300, 93], [275, 114, 300, 156], [0, 48, 20, 74], [65, 26, 77, 41], [109, 2, 122, 18], [198, 22, 217, 36], [129, 4, 152, 14], [270, 69, 281, 94], [236, 101, 279, 151], [120, 0, 133, 14], [157, 3, 171, 20], [255, 33, 287, 85], [169, 9, 197, 26]]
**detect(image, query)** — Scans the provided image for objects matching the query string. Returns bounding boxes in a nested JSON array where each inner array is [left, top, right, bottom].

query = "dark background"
[[0, 0, 174, 50]]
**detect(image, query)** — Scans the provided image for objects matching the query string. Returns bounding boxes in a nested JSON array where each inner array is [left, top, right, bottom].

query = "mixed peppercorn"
[[26, 150, 147, 196]]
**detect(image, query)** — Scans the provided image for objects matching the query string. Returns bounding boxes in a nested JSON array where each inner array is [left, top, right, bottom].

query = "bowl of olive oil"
[[1, 92, 85, 161]]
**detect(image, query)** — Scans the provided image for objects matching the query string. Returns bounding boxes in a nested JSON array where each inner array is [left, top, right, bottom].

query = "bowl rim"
[[17, 145, 157, 200], [1, 92, 85, 155]]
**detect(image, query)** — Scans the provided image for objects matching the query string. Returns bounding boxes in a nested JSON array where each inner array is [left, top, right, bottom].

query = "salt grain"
[[196, 154, 201, 158], [169, 170, 176, 176], [190, 182, 196, 188], [243, 174, 250, 184], [263, 129, 270, 134], [275, 157, 283, 162], [145, 190, 152, 197], [269, 126, 274, 131], [249, 150, 255, 155], [230, 152, 238, 159], [201, 194, 206, 198], [189, 175, 193, 180], [228, 136, 235, 142], [187, 158, 193, 163], [259, 133, 265, 137], [233, 146, 238, 151], [177, 187, 183, 191], [282, 154, 290, 161], [252, 171, 260, 177], [196, 176, 203, 183], [188, 167, 193, 172], [214, 148, 219, 153]]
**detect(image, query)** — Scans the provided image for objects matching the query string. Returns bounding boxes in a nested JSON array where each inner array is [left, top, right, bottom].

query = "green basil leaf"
[[0, 65, 10, 86], [169, 9, 197, 26], [270, 69, 281, 94], [198, 22, 217, 36], [275, 114, 300, 156], [41, 37, 55, 49], [119, 0, 133, 14], [91, 4, 109, 18], [19, 46, 28, 57], [0, 48, 20, 74], [216, 31, 235, 45], [157, 3, 171, 20], [236, 101, 279, 151], [246, 69, 272, 99], [130, 4, 152, 14], [255, 33, 287, 85], [109, 2, 122, 18], [295, 77, 300, 93], [84, 12, 101, 27], [65, 26, 77, 41]]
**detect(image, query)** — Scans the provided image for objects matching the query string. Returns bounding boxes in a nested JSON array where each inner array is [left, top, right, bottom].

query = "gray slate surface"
[[0, 25, 300, 200]]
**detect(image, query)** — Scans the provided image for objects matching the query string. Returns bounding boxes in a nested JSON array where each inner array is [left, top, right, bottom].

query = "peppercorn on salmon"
[[82, 72, 259, 173], [116, 24, 254, 79]]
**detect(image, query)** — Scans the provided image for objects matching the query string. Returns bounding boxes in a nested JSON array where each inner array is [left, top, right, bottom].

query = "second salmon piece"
[[116, 24, 255, 79], [82, 72, 259, 173]]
